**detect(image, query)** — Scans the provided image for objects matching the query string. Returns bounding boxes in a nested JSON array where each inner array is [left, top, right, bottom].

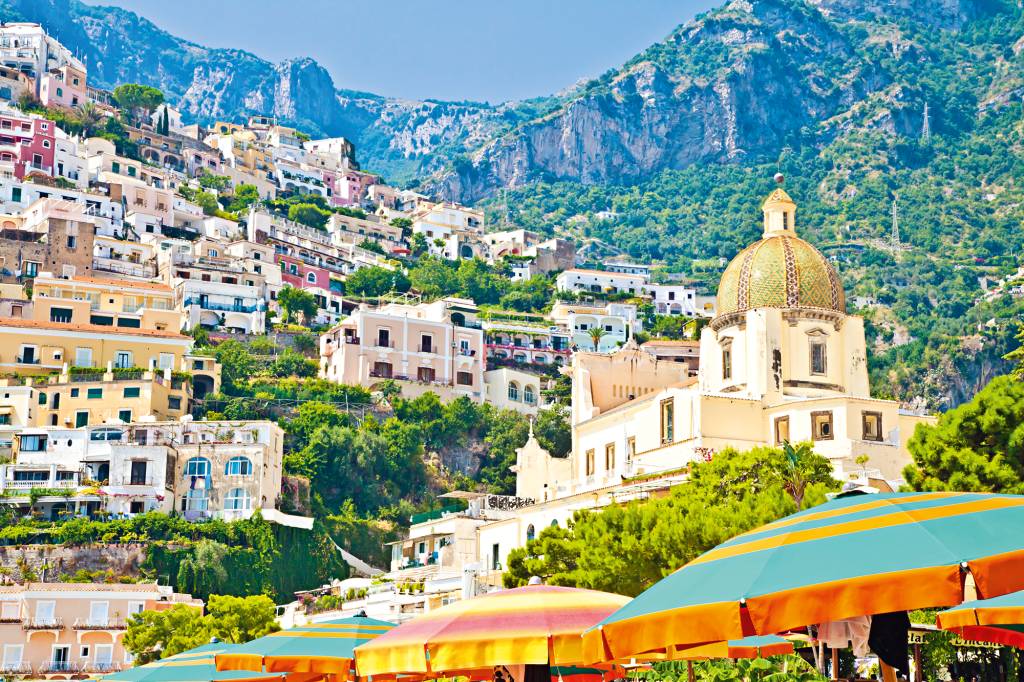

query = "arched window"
[[307, 272, 316, 284], [224, 488, 252, 511], [523, 385, 536, 405], [183, 457, 210, 478], [225, 456, 253, 476], [508, 382, 520, 402], [526, 524, 535, 542], [550, 519, 559, 528]]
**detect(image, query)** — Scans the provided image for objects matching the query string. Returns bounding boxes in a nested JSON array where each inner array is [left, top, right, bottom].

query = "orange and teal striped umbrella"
[[583, 492, 1024, 663], [938, 589, 1024, 648], [673, 636, 794, 661], [103, 643, 286, 682], [216, 616, 395, 676], [355, 585, 630, 676]]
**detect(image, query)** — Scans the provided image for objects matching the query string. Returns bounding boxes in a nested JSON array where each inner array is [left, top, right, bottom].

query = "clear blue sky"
[[84, 0, 717, 103]]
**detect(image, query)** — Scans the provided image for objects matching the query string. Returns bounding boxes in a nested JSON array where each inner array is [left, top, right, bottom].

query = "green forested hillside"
[[480, 4, 1024, 409]]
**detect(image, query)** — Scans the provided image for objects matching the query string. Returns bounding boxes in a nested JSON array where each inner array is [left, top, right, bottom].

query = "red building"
[[0, 111, 55, 179]]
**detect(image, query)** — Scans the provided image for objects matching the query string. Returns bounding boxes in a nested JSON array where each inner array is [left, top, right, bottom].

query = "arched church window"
[[809, 337, 827, 376]]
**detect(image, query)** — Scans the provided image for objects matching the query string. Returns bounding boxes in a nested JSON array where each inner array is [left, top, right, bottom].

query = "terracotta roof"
[[62, 275, 172, 292], [643, 340, 700, 347], [0, 316, 188, 340]]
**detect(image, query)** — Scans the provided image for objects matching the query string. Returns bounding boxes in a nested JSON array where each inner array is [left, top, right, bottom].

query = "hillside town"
[[0, 15, 1022, 682]]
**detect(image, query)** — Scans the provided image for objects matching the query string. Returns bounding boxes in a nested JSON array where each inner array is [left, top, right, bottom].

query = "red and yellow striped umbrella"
[[354, 585, 630, 677]]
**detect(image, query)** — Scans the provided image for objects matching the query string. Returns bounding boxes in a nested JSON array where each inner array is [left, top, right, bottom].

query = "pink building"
[[0, 112, 56, 179], [279, 253, 331, 291], [39, 65, 87, 108], [319, 298, 486, 402], [331, 169, 379, 208], [0, 582, 202, 677]]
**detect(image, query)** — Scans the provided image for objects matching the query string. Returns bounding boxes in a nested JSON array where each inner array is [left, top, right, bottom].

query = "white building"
[[0, 179, 123, 236], [483, 367, 549, 416], [0, 424, 172, 519], [0, 24, 84, 97], [549, 301, 640, 352], [645, 283, 701, 316], [163, 241, 267, 334], [411, 202, 485, 260], [555, 268, 648, 295], [53, 132, 88, 190]]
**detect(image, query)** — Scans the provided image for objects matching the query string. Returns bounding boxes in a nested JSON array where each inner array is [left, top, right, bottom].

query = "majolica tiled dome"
[[716, 233, 846, 317]]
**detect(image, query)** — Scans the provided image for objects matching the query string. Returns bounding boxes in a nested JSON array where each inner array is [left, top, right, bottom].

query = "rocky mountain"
[[434, 0, 995, 201], [1, 0, 1011, 199]]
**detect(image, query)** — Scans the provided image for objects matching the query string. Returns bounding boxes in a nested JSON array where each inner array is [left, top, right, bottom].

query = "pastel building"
[[0, 273, 191, 375], [0, 109, 56, 179], [0, 179, 123, 236], [319, 298, 486, 403], [0, 582, 201, 677], [0, 424, 174, 518], [39, 63, 87, 108]]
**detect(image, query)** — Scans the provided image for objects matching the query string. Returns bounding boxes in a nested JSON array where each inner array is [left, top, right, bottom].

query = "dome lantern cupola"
[[762, 188, 796, 237]]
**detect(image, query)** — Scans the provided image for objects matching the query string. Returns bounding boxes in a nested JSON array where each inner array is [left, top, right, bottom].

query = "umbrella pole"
[[880, 662, 898, 682], [830, 647, 838, 680], [686, 660, 694, 682]]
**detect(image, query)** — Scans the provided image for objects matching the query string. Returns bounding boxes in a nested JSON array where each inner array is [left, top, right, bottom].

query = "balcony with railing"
[[0, 663, 32, 675], [73, 617, 127, 630], [182, 297, 265, 314], [93, 255, 157, 279], [22, 616, 63, 630], [82, 661, 123, 674]]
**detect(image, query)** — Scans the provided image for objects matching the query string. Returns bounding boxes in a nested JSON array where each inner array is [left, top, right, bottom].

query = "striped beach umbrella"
[[937, 589, 1024, 648], [673, 636, 794, 661], [354, 584, 631, 677], [216, 615, 395, 676], [102, 643, 285, 682], [583, 492, 1024, 663]]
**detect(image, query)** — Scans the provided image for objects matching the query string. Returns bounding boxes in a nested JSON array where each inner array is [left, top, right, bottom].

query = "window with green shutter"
[[87, 388, 103, 399]]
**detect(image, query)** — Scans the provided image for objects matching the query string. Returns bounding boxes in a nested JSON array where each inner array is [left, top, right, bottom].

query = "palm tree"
[[781, 441, 815, 509], [587, 327, 606, 351], [77, 102, 103, 138]]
